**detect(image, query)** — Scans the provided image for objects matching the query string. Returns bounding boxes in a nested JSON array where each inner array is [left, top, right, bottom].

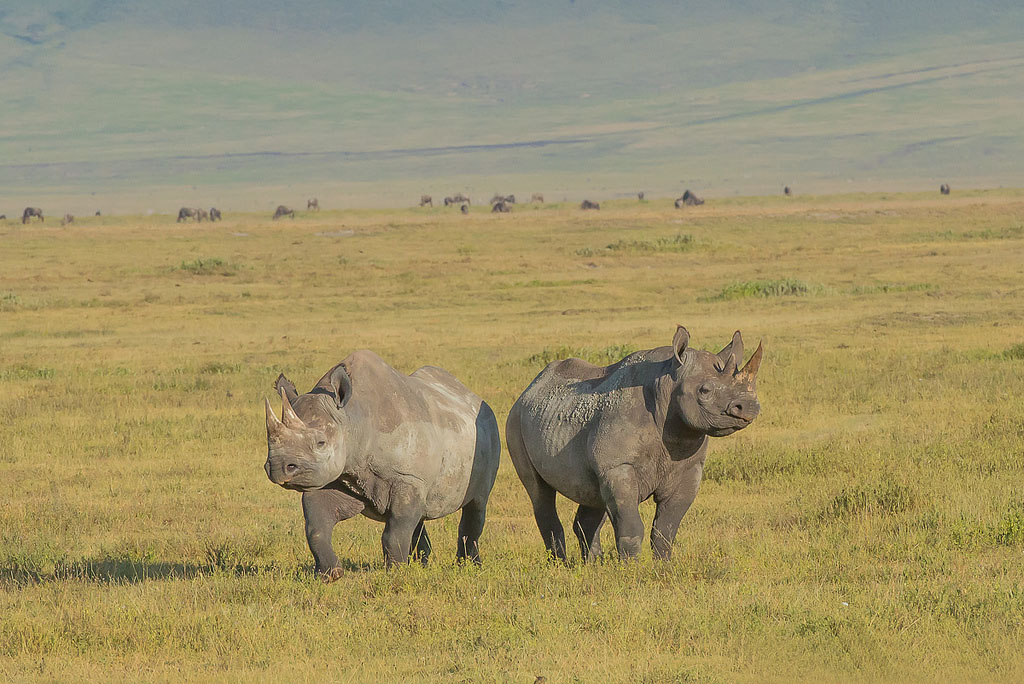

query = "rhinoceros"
[[264, 351, 501, 578], [506, 326, 762, 562]]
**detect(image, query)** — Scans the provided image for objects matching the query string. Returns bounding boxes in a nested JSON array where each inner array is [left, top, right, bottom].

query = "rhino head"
[[670, 326, 763, 437], [264, 364, 353, 491]]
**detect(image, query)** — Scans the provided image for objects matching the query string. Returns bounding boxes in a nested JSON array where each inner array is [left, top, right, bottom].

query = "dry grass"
[[1, 192, 1023, 682]]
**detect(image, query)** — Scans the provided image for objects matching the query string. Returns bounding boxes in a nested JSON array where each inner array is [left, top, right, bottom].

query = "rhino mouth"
[[708, 415, 754, 436], [266, 459, 317, 490]]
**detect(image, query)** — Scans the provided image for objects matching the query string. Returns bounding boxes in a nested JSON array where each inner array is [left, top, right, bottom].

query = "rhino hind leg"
[[506, 405, 567, 560], [456, 499, 486, 564], [380, 485, 427, 568], [599, 465, 645, 560], [573, 505, 607, 562]]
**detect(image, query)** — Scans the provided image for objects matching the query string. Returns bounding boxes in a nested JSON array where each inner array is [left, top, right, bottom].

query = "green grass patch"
[[198, 361, 242, 374], [521, 344, 640, 368], [576, 233, 696, 256], [1003, 343, 1024, 360], [818, 479, 916, 521], [0, 365, 56, 380], [179, 258, 236, 276], [1, 291, 23, 312], [846, 282, 935, 295], [928, 225, 1024, 241], [705, 278, 818, 301]]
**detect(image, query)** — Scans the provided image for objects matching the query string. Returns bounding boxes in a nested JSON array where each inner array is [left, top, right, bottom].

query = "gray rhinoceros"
[[506, 326, 762, 561], [264, 350, 501, 578]]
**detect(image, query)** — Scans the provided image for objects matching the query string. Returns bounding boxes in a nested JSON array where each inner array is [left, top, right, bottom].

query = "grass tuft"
[[1003, 343, 1024, 360], [819, 480, 916, 520], [991, 503, 1024, 546], [179, 258, 236, 276], [707, 278, 817, 300], [576, 233, 696, 256], [522, 344, 640, 367]]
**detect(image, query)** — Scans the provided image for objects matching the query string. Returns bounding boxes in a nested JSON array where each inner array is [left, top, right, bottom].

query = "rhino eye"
[[698, 383, 712, 397], [316, 439, 327, 448]]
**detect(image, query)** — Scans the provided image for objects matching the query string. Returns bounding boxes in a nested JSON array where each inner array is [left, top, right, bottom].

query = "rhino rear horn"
[[716, 331, 743, 372], [314, 362, 353, 410], [280, 388, 306, 428], [740, 340, 764, 381]]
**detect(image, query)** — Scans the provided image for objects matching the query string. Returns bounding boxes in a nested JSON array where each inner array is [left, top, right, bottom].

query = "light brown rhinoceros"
[[507, 326, 762, 562], [264, 350, 500, 578]]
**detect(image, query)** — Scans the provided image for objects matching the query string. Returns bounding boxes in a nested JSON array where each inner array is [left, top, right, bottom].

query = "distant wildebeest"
[[445, 193, 471, 207], [95, 210, 102, 216], [492, 201, 511, 213], [209, 208, 222, 221], [419, 195, 433, 207], [196, 208, 209, 222], [784, 186, 792, 196], [506, 326, 762, 562], [490, 194, 515, 205], [60, 214, 74, 226], [675, 190, 704, 208], [531, 193, 544, 203], [638, 192, 645, 201], [460, 204, 469, 214], [0, 214, 6, 220], [265, 351, 501, 575], [940, 183, 950, 195], [22, 207, 43, 224], [307, 198, 320, 211], [580, 199, 600, 210], [273, 205, 296, 220], [177, 207, 197, 222]]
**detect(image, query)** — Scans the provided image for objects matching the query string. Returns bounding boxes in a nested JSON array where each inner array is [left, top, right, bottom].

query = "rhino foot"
[[319, 566, 345, 584]]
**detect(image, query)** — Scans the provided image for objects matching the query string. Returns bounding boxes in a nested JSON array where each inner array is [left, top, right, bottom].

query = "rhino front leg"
[[650, 463, 703, 561], [380, 486, 426, 568], [573, 505, 607, 563], [302, 488, 365, 582], [599, 464, 645, 560]]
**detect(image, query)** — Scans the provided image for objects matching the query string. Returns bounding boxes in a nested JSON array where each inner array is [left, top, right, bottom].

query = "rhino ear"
[[314, 362, 353, 410], [672, 325, 690, 365], [716, 331, 743, 373], [274, 373, 299, 402]]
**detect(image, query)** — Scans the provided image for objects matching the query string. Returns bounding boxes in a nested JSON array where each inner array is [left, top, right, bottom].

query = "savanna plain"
[[1, 191, 1023, 683]]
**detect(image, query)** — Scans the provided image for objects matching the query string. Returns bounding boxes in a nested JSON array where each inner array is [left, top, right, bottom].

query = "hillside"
[[1, 1, 1023, 212]]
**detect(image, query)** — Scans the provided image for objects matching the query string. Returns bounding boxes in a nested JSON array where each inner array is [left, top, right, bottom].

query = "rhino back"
[[343, 352, 498, 519]]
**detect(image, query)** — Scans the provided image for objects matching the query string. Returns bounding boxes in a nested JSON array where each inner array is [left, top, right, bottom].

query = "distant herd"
[[1, 185, 958, 225]]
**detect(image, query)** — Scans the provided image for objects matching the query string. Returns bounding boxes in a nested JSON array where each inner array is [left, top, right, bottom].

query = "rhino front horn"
[[740, 341, 764, 381], [265, 397, 283, 435], [280, 387, 306, 429]]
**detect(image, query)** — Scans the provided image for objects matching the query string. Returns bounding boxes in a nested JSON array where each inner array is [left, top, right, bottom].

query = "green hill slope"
[[1, 1, 1023, 211]]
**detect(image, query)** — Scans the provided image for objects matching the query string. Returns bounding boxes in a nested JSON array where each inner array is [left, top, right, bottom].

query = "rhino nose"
[[265, 458, 299, 485], [727, 398, 760, 422]]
